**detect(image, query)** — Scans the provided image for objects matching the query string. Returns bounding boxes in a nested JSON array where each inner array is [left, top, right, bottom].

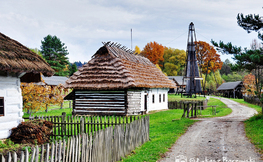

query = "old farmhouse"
[[0, 32, 54, 139], [64, 42, 176, 115]]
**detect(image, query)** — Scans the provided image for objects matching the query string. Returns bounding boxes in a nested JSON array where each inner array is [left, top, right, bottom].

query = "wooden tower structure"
[[184, 22, 202, 97]]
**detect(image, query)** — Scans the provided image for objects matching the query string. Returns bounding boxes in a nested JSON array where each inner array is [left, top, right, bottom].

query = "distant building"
[[168, 76, 186, 94], [38, 75, 68, 87], [64, 42, 176, 115], [216, 81, 244, 98]]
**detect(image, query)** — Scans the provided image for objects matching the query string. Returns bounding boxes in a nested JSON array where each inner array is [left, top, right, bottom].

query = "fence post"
[[80, 118, 84, 134], [46, 104, 48, 112], [60, 102, 63, 109], [69, 101, 72, 108], [62, 112, 66, 135]]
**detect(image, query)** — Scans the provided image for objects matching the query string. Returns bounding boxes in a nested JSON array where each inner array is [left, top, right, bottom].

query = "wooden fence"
[[1, 116, 149, 162], [29, 113, 140, 138], [168, 99, 207, 110]]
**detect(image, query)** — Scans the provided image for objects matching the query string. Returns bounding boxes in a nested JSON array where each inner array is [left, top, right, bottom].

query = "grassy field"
[[201, 98, 232, 118], [23, 101, 72, 118], [244, 114, 263, 155], [168, 94, 206, 101]]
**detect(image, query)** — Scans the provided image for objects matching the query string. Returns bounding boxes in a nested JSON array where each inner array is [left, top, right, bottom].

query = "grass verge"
[[121, 109, 196, 162], [244, 113, 263, 155], [199, 98, 232, 118]]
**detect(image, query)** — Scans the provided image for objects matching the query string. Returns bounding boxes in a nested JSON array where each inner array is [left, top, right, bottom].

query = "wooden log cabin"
[[64, 42, 176, 116], [0, 32, 54, 139]]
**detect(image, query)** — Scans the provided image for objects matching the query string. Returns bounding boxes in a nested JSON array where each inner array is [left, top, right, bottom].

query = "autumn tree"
[[21, 82, 64, 114], [134, 45, 141, 55], [41, 35, 70, 76], [195, 41, 223, 90], [243, 73, 256, 96], [141, 41, 165, 67], [161, 48, 186, 76]]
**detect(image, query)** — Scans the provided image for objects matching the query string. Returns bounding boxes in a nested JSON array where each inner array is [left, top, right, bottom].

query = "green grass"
[[121, 109, 196, 162], [168, 94, 206, 101], [200, 98, 232, 118], [23, 107, 73, 119], [244, 113, 263, 155]]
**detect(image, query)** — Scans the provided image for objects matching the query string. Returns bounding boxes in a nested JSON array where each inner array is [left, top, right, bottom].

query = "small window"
[[163, 94, 165, 102], [159, 94, 161, 103], [0, 97, 4, 116], [152, 94, 155, 103]]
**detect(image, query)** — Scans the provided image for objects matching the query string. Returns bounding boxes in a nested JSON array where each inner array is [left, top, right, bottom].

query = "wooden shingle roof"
[[64, 42, 176, 90], [217, 81, 243, 91], [0, 32, 54, 78]]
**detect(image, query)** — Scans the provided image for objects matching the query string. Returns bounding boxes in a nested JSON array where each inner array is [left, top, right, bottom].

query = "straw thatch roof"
[[0, 32, 54, 81], [64, 42, 176, 90]]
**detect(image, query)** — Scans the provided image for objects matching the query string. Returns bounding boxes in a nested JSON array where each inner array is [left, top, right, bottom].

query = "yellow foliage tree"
[[156, 64, 167, 76], [21, 82, 64, 114], [134, 45, 141, 55]]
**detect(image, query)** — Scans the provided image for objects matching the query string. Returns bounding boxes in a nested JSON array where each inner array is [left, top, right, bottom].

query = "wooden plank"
[[45, 144, 49, 162], [12, 152, 17, 162], [34, 146, 39, 162]]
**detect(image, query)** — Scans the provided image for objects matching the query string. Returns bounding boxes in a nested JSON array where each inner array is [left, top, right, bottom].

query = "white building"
[[64, 42, 176, 115], [0, 32, 54, 139]]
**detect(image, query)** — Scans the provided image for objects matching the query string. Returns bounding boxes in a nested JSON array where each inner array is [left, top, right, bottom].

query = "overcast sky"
[[0, 0, 262, 63]]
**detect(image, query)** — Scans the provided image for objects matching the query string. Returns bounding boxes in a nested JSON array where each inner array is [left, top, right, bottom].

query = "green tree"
[[40, 35, 70, 76], [220, 59, 232, 75], [237, 12, 263, 41], [69, 63, 78, 76], [161, 48, 186, 76], [30, 48, 44, 59]]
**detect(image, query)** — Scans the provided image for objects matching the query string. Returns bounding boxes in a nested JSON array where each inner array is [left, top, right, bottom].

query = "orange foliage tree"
[[195, 41, 223, 89], [141, 41, 165, 67], [243, 73, 256, 96], [21, 82, 64, 114]]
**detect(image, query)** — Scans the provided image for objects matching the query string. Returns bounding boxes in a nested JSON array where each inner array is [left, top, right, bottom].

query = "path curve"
[[159, 97, 261, 162]]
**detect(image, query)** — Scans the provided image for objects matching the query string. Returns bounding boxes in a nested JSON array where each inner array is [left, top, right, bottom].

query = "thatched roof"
[[0, 32, 54, 81], [64, 42, 176, 90]]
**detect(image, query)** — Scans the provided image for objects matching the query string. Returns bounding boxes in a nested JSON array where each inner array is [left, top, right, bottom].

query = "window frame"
[[0, 97, 4, 116]]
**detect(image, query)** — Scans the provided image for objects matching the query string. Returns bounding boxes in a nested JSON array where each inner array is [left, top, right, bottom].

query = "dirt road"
[[159, 97, 261, 162]]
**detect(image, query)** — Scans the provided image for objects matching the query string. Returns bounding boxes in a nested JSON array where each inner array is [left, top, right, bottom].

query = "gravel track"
[[158, 97, 261, 162]]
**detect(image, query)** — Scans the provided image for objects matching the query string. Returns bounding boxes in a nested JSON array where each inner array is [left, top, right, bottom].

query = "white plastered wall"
[[0, 76, 23, 139], [141, 88, 169, 113]]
